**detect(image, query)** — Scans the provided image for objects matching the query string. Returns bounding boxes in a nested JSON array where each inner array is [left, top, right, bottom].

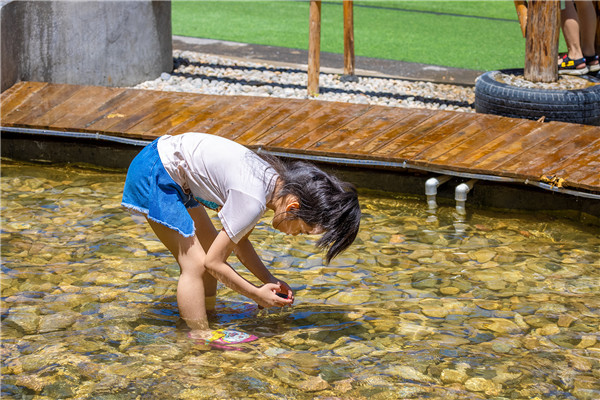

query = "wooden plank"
[[371, 110, 459, 158], [50, 87, 129, 131], [168, 96, 251, 136], [387, 112, 481, 161], [267, 102, 371, 149], [352, 109, 436, 157], [408, 113, 493, 165], [497, 124, 599, 177], [563, 150, 600, 189], [305, 106, 400, 154], [211, 98, 298, 145], [468, 123, 573, 174], [17, 85, 124, 131], [201, 96, 274, 139], [284, 103, 372, 150], [160, 95, 239, 136], [237, 100, 321, 146], [108, 94, 192, 139], [3, 82, 599, 193], [146, 95, 227, 136], [84, 91, 174, 136], [3, 84, 81, 126], [417, 116, 529, 168], [574, 171, 600, 190], [77, 89, 147, 131], [540, 129, 600, 172], [126, 92, 210, 135], [529, 128, 600, 183], [556, 139, 600, 179], [0, 81, 28, 107], [559, 147, 600, 190], [217, 97, 291, 141], [438, 119, 548, 172], [371, 112, 507, 165], [0, 82, 48, 118]]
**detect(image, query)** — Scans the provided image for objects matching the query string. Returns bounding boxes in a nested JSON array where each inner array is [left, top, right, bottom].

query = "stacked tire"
[[475, 69, 600, 126]]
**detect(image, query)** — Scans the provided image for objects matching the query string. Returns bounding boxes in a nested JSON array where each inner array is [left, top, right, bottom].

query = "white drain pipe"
[[454, 179, 477, 235], [425, 175, 451, 212], [455, 179, 477, 215]]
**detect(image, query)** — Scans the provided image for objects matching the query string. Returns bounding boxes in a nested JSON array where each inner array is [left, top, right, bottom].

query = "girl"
[[122, 132, 361, 341]]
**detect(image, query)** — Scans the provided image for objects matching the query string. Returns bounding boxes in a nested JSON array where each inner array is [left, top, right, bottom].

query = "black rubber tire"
[[474, 69, 600, 126]]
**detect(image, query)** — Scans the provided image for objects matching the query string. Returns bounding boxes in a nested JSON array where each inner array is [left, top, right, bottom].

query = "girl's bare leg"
[[147, 218, 211, 331], [188, 206, 219, 299]]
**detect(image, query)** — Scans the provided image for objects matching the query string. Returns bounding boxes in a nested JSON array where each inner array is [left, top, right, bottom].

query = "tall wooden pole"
[[343, 1, 355, 77], [514, 1, 528, 37], [524, 0, 560, 83], [308, 0, 321, 96]]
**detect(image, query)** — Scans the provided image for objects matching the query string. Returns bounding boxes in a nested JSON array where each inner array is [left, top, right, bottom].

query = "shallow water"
[[1, 160, 599, 400]]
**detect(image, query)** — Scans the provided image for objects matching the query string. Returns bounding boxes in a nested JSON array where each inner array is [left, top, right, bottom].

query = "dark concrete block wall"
[[1, 0, 172, 92]]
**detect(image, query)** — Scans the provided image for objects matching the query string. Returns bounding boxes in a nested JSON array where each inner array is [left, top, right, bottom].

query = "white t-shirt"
[[157, 132, 278, 243]]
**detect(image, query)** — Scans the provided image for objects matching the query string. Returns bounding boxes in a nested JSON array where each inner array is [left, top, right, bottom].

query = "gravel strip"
[[134, 50, 476, 113]]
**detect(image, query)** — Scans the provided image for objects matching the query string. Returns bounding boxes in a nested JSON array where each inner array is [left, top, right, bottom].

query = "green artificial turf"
[[172, 0, 567, 71]]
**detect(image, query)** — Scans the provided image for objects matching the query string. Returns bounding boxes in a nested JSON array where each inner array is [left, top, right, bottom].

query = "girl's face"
[[274, 217, 323, 236], [272, 195, 323, 236]]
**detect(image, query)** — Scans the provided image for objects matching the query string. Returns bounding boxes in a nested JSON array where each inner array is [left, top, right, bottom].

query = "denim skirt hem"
[[121, 138, 201, 238]]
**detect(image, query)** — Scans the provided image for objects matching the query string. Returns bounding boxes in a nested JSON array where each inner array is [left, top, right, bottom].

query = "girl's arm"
[[235, 236, 294, 300], [205, 229, 293, 308], [234, 235, 274, 283]]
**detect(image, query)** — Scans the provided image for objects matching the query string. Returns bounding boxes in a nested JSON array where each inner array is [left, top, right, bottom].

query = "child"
[[122, 132, 361, 341]]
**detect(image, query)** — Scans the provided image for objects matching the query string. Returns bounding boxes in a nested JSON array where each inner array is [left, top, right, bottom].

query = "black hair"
[[262, 154, 361, 264]]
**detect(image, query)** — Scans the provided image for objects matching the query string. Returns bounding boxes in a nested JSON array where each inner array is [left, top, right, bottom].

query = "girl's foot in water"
[[189, 328, 259, 350]]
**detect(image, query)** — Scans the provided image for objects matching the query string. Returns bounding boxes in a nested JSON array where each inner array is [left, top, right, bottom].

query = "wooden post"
[[308, 0, 321, 96], [524, 0, 560, 83], [343, 1, 355, 77], [514, 1, 528, 37]]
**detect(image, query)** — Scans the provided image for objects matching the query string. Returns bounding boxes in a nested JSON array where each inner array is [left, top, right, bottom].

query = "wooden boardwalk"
[[1, 81, 599, 194]]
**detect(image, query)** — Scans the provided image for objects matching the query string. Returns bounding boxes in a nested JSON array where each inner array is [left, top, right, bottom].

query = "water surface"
[[1, 160, 599, 399]]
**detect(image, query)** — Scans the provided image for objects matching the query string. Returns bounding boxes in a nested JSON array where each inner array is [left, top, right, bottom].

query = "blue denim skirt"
[[121, 138, 200, 238]]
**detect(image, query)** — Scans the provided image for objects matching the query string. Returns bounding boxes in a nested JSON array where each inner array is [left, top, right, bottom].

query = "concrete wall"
[[1, 0, 172, 92]]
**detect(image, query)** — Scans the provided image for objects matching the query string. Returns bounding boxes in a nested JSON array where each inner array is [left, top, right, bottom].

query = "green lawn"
[[172, 1, 567, 71]]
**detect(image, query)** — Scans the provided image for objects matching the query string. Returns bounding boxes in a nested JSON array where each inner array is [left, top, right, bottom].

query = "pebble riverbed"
[[1, 161, 599, 399], [134, 50, 476, 112]]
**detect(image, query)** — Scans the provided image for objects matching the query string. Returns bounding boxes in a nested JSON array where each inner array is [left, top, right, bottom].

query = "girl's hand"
[[275, 279, 294, 304], [255, 282, 294, 308]]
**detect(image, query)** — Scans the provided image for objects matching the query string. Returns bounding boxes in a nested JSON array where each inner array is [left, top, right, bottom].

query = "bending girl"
[[122, 132, 361, 339]]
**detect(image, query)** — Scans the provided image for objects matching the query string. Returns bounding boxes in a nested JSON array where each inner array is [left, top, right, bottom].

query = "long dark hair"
[[261, 154, 361, 263]]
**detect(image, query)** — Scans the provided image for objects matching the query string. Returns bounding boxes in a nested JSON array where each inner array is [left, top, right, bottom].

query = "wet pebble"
[[385, 365, 437, 384], [2, 162, 599, 399], [37, 311, 79, 333]]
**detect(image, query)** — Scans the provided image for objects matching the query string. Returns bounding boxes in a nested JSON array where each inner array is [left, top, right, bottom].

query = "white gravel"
[[133, 50, 476, 113]]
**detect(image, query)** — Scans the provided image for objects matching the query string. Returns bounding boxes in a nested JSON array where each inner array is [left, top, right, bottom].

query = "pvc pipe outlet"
[[455, 179, 477, 214], [425, 175, 451, 210]]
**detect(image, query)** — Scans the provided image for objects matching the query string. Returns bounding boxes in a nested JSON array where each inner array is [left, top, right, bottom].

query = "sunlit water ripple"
[[1, 160, 599, 399]]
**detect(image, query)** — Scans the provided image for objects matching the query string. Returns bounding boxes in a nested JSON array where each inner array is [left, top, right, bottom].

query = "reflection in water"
[[1, 160, 599, 399]]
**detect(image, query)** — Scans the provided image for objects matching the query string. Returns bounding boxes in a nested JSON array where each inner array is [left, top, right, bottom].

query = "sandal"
[[557, 53, 568, 65], [189, 329, 259, 350], [584, 54, 600, 72], [558, 56, 589, 75]]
